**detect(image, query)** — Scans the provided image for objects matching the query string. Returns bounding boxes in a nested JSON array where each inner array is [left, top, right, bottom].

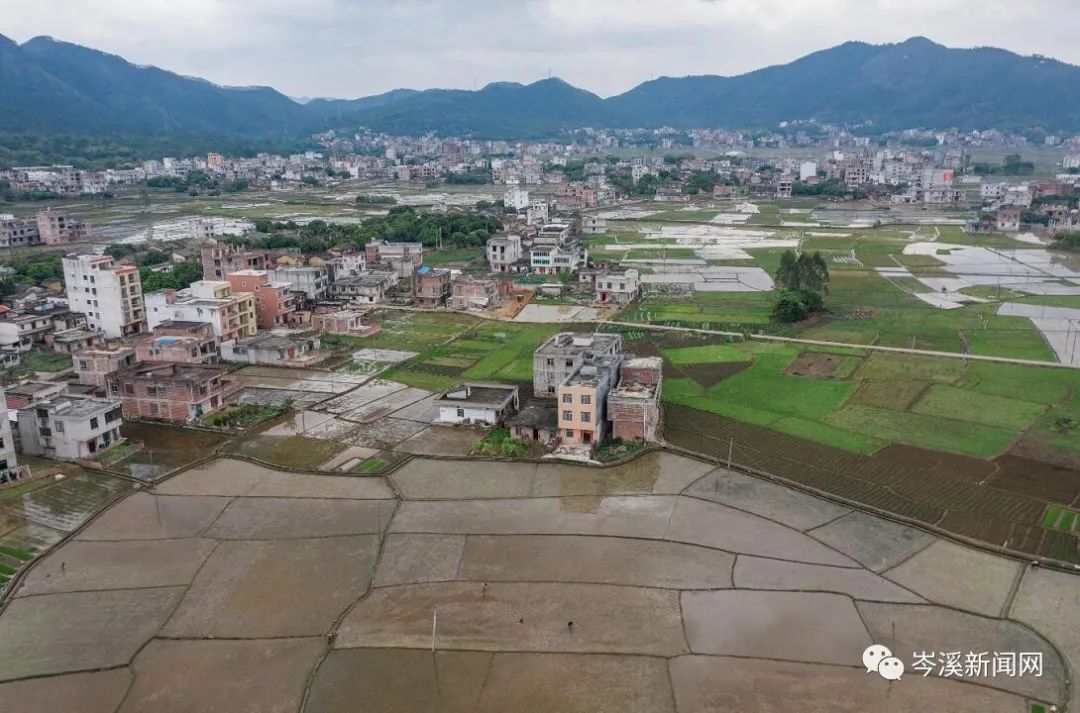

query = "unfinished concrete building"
[[532, 332, 623, 397]]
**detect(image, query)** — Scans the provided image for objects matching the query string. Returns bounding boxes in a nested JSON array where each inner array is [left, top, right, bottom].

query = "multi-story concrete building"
[[0, 214, 39, 248], [533, 332, 623, 397], [321, 250, 367, 281], [146, 281, 257, 343], [72, 345, 137, 387], [226, 270, 302, 328], [200, 242, 270, 280], [594, 269, 641, 305], [17, 394, 124, 460], [36, 209, 89, 245], [450, 274, 502, 310], [486, 234, 524, 273], [313, 310, 381, 337], [132, 321, 220, 365], [0, 312, 54, 352], [327, 273, 392, 304], [415, 268, 452, 308], [48, 327, 104, 355], [581, 216, 607, 235], [63, 254, 146, 339], [504, 187, 530, 211], [556, 358, 619, 447], [997, 206, 1022, 232], [365, 240, 423, 272], [107, 362, 228, 423], [530, 242, 588, 275], [272, 265, 329, 300]]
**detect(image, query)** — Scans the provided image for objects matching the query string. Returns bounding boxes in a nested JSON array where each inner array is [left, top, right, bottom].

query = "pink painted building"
[[226, 270, 301, 329]]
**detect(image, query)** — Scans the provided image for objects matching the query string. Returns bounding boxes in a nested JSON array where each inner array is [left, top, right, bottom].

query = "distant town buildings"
[[0, 210, 89, 248]]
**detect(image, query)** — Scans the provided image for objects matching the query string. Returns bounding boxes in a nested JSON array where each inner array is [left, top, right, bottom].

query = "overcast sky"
[[5, 0, 1080, 99]]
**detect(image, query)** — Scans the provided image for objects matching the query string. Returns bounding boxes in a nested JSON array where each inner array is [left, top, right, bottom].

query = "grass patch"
[[0, 563, 15, 576], [0, 478, 51, 501], [826, 404, 1015, 458], [848, 380, 929, 411], [203, 401, 293, 429], [19, 350, 73, 372], [911, 385, 1048, 430], [225, 435, 345, 470], [958, 362, 1074, 404], [471, 427, 528, 457], [595, 438, 647, 463], [855, 353, 966, 384], [353, 457, 386, 473]]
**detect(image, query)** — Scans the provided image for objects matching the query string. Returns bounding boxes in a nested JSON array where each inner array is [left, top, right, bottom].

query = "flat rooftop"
[[436, 384, 517, 406]]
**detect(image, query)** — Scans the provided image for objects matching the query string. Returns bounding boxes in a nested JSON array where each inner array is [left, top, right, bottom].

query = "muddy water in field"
[[117, 422, 230, 482]]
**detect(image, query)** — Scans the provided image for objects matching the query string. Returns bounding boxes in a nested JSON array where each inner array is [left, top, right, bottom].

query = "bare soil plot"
[[336, 581, 687, 656], [0, 587, 184, 680], [120, 638, 323, 713], [161, 536, 377, 638], [0, 669, 131, 713], [784, 351, 863, 379], [670, 656, 1029, 713]]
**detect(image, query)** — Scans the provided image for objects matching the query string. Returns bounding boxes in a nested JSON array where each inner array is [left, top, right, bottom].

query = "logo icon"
[[863, 644, 892, 673], [863, 644, 904, 681]]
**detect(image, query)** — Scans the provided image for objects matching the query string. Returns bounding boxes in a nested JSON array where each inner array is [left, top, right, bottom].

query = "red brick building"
[[226, 270, 301, 328], [106, 363, 228, 423], [607, 356, 663, 442], [414, 268, 451, 308], [72, 345, 137, 387]]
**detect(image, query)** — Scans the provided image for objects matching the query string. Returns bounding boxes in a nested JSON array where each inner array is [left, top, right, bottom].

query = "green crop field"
[[659, 337, 1079, 459], [911, 384, 1048, 430]]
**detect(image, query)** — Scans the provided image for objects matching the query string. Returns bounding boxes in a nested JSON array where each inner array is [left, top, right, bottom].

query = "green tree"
[[771, 291, 810, 322]]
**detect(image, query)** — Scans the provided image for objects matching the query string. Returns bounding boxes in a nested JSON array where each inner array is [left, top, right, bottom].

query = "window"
[[55, 421, 65, 433], [565, 359, 573, 368], [90, 417, 99, 429], [581, 412, 591, 423], [149, 402, 158, 415], [562, 394, 572, 404], [562, 410, 573, 421], [456, 408, 465, 418], [124, 384, 134, 395], [565, 429, 574, 438], [581, 395, 591, 405]]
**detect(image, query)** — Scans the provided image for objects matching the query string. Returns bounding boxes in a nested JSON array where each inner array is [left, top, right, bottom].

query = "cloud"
[[4, 0, 1079, 98]]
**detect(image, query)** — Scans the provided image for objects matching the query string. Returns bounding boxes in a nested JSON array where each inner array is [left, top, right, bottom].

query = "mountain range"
[[3, 34, 1080, 139]]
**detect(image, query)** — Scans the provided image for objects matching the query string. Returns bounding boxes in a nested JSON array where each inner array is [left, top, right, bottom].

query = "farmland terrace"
[[1, 453, 1077, 712]]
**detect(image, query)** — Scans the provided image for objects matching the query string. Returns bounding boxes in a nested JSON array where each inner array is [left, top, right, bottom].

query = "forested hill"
[[3, 34, 1080, 141]]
